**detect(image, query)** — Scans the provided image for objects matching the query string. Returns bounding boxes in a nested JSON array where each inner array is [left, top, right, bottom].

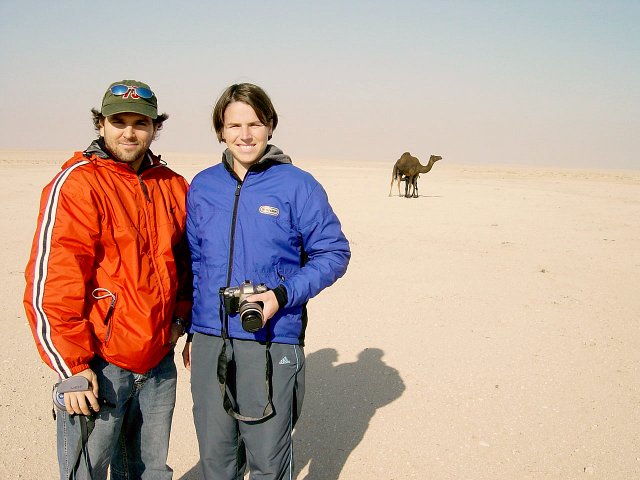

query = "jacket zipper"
[[104, 297, 116, 344], [222, 182, 243, 338], [138, 174, 151, 202], [103, 295, 116, 325], [137, 167, 169, 318]]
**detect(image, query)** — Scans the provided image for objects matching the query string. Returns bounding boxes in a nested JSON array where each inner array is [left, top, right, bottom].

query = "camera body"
[[221, 280, 269, 333], [52, 376, 91, 411]]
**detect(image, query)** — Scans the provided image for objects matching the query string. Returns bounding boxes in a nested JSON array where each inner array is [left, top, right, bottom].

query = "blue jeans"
[[56, 352, 177, 480]]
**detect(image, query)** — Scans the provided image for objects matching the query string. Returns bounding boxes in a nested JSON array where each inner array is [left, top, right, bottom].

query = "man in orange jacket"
[[23, 79, 192, 480]]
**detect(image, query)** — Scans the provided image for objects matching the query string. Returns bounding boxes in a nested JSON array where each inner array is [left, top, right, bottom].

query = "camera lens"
[[52, 387, 66, 411], [239, 300, 263, 333]]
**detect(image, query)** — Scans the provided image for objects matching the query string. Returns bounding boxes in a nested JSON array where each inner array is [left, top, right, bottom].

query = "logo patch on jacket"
[[259, 205, 279, 217]]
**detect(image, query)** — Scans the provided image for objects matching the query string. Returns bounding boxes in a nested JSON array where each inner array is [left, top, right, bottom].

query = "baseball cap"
[[101, 80, 158, 119]]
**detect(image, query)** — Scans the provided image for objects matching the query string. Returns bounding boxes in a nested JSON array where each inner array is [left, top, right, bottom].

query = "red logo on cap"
[[121, 86, 141, 99]]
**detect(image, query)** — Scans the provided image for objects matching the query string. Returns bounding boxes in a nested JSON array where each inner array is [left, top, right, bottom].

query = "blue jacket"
[[187, 145, 350, 345]]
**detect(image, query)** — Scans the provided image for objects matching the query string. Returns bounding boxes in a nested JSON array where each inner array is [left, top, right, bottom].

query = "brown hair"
[[90, 108, 168, 141], [212, 83, 278, 143]]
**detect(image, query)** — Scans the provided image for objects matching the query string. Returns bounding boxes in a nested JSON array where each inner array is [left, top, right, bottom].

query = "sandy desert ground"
[[0, 148, 638, 479]]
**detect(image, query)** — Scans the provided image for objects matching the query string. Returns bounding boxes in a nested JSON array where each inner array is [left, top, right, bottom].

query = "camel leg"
[[389, 177, 400, 197], [404, 176, 413, 198], [390, 171, 401, 197]]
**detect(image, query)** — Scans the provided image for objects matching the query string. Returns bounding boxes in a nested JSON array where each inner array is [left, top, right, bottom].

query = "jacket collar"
[[82, 138, 160, 173], [222, 144, 292, 178]]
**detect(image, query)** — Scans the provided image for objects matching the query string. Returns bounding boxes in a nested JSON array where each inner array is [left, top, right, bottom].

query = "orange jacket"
[[24, 142, 191, 377]]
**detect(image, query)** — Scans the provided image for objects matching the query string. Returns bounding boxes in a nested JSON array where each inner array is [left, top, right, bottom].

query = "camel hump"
[[401, 152, 419, 161]]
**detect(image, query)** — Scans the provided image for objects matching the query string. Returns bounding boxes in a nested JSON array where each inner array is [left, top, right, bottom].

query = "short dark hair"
[[212, 83, 278, 143], [90, 108, 168, 141]]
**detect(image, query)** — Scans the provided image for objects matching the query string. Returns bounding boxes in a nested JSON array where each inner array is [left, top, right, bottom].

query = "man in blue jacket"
[[182, 83, 350, 480]]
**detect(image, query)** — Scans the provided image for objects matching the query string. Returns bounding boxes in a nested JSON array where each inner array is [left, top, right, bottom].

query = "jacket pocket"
[[275, 266, 286, 283], [92, 288, 118, 345], [274, 263, 300, 284]]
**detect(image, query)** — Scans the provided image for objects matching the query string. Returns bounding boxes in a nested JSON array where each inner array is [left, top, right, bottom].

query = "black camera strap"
[[216, 290, 274, 422], [216, 340, 274, 422], [73, 415, 95, 479], [219, 289, 229, 340]]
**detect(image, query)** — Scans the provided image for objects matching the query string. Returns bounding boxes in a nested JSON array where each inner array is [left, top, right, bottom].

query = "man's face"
[[222, 101, 272, 178], [100, 112, 156, 170]]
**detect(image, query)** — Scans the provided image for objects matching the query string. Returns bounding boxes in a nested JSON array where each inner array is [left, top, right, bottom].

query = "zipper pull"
[[138, 176, 151, 201]]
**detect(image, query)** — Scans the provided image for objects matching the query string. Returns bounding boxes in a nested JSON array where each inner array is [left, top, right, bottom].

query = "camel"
[[389, 152, 442, 198]]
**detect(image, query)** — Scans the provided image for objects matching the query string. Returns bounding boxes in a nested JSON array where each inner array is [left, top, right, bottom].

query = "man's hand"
[[246, 290, 279, 326], [64, 369, 100, 416], [182, 341, 192, 371]]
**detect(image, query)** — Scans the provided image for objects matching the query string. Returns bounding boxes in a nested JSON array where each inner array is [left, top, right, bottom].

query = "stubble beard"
[[105, 138, 147, 166]]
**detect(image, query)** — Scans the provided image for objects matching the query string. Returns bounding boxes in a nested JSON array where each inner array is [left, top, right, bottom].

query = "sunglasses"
[[110, 84, 154, 99]]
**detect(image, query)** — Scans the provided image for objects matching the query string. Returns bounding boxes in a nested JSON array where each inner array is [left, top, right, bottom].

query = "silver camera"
[[221, 280, 269, 333], [52, 376, 91, 411]]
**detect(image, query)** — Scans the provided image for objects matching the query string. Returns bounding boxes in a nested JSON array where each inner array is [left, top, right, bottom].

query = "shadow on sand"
[[390, 193, 442, 198], [399, 195, 442, 198], [177, 347, 405, 480], [294, 347, 405, 479]]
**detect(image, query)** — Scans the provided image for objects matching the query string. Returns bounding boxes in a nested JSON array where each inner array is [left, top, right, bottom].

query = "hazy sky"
[[1, 1, 638, 168]]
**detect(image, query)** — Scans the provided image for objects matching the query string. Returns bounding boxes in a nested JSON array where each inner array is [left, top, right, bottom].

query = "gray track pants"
[[191, 333, 305, 480]]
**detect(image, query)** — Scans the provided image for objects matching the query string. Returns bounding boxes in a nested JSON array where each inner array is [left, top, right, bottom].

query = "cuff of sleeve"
[[272, 285, 288, 309], [69, 363, 92, 377]]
